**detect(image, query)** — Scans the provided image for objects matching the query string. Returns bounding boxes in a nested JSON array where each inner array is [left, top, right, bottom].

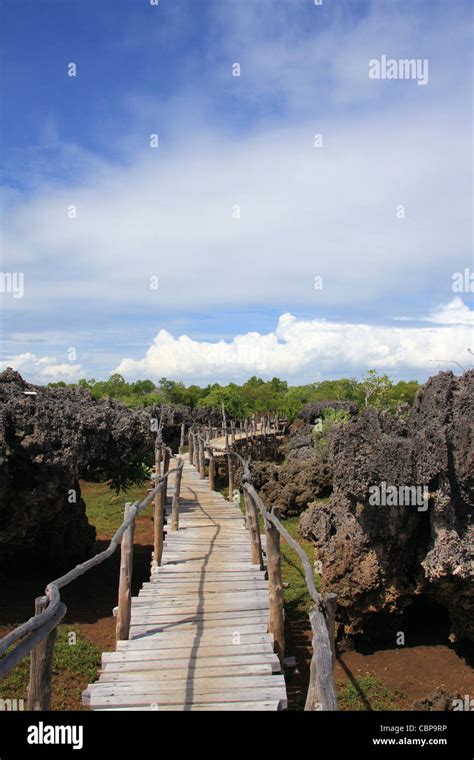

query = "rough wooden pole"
[[227, 451, 234, 501], [244, 489, 263, 568], [170, 459, 184, 531], [179, 423, 185, 455], [116, 502, 135, 641], [324, 592, 337, 670], [207, 449, 215, 491], [223, 414, 233, 500], [160, 446, 170, 513], [198, 436, 205, 479], [305, 600, 339, 711], [27, 596, 57, 710], [193, 433, 200, 469], [155, 440, 162, 479], [188, 430, 194, 463], [265, 506, 285, 667], [153, 479, 164, 568]]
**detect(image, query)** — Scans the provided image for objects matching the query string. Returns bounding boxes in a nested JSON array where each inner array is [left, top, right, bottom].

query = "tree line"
[[48, 371, 421, 421]]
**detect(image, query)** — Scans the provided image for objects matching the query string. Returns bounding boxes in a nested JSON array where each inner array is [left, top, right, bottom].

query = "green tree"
[[360, 369, 393, 409]]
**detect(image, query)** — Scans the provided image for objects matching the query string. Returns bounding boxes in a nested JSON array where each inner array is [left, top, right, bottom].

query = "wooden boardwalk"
[[83, 455, 288, 711]]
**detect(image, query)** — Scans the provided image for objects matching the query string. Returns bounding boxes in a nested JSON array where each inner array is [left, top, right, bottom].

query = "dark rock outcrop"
[[250, 459, 332, 515], [300, 371, 474, 642], [0, 370, 155, 572], [413, 689, 461, 711], [248, 400, 356, 515]]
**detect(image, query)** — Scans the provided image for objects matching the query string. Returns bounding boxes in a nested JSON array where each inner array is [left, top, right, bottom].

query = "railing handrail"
[[0, 464, 180, 677]]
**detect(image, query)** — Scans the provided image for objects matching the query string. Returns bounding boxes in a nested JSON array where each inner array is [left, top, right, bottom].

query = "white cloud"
[[0, 353, 83, 383], [1, 106, 470, 320], [114, 299, 474, 383], [424, 297, 474, 325]]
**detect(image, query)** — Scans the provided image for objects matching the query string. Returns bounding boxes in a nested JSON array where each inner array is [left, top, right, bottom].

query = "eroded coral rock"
[[0, 370, 155, 571], [300, 371, 473, 642]]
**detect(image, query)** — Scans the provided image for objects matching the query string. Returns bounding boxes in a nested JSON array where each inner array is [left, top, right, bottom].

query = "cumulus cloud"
[[0, 353, 83, 383], [424, 297, 474, 325], [114, 299, 474, 384]]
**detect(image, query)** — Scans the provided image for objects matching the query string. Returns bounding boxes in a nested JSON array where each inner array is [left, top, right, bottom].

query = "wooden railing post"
[[227, 451, 234, 501], [198, 436, 205, 479], [265, 506, 285, 667], [116, 502, 135, 641], [243, 489, 263, 568], [223, 419, 233, 500], [171, 459, 184, 531], [188, 430, 194, 463], [155, 441, 162, 479], [305, 595, 338, 711], [207, 448, 215, 491], [193, 433, 200, 469], [161, 446, 171, 508], [153, 482, 164, 568], [179, 423, 185, 455], [324, 592, 337, 670], [27, 596, 57, 710]]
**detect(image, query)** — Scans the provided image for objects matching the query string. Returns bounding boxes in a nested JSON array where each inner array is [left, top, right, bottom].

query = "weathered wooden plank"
[[99, 663, 273, 681], [86, 673, 286, 694], [85, 688, 288, 709], [94, 700, 282, 711], [105, 643, 276, 661], [101, 653, 280, 672], [119, 632, 273, 648]]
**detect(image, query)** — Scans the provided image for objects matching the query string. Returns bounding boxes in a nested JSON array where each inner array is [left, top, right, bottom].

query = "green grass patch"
[[0, 627, 101, 710], [81, 480, 149, 534], [338, 675, 404, 711]]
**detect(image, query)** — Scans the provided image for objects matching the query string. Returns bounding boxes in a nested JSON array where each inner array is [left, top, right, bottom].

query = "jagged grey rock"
[[300, 371, 474, 642]]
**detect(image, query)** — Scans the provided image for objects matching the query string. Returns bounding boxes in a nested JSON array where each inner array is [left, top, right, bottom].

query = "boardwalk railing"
[[0, 458, 184, 710]]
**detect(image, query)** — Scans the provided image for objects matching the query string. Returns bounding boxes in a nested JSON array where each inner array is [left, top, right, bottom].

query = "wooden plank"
[[99, 664, 273, 681], [105, 642, 276, 660], [118, 632, 273, 649], [85, 688, 288, 709], [102, 654, 280, 671], [94, 700, 282, 711]]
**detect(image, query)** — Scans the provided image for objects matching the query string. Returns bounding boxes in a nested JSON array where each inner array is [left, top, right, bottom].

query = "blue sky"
[[1, 0, 472, 384]]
